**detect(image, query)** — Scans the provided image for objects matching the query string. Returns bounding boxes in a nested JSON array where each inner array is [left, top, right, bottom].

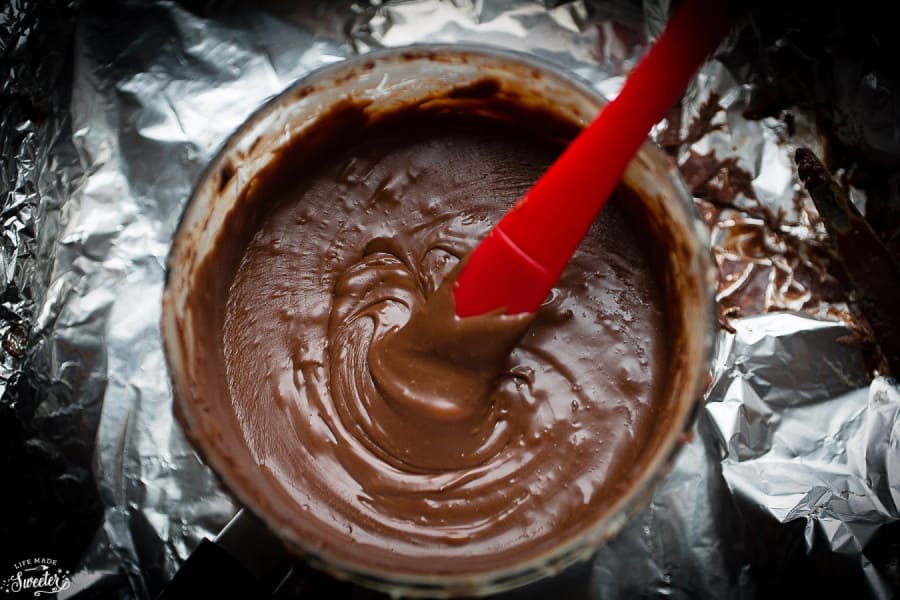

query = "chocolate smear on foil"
[[660, 92, 847, 332], [796, 147, 900, 375]]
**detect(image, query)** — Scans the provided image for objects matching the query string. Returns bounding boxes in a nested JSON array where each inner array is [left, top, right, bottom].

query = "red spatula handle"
[[453, 0, 738, 317]]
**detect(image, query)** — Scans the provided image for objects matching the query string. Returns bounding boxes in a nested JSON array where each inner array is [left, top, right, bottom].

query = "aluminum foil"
[[2, 0, 898, 598]]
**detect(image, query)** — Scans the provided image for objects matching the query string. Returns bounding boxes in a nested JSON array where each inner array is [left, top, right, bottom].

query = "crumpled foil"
[[2, 0, 898, 598]]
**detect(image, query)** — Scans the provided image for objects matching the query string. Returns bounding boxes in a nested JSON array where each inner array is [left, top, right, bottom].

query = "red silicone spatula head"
[[453, 0, 740, 317]]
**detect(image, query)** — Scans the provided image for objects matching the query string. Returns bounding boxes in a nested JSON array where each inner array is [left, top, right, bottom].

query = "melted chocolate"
[[197, 104, 673, 575]]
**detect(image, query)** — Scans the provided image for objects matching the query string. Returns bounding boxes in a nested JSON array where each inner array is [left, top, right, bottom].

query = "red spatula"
[[453, 0, 740, 317]]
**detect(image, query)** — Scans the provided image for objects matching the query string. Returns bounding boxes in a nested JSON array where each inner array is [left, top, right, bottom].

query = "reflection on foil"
[[1, 0, 897, 598], [707, 315, 898, 598]]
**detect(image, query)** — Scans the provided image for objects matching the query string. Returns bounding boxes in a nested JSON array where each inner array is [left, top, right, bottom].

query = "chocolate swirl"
[[219, 114, 669, 573]]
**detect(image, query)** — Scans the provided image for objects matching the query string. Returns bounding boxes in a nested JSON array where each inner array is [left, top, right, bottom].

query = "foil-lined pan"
[[2, 1, 897, 597]]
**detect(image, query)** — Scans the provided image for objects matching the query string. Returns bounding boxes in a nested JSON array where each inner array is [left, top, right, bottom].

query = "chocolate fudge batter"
[[202, 100, 673, 575]]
